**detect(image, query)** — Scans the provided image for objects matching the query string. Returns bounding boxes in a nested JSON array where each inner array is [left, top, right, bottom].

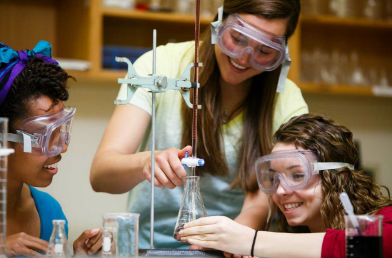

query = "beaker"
[[46, 220, 69, 257], [102, 212, 139, 257], [174, 176, 207, 241], [0, 118, 8, 256], [345, 214, 383, 258]]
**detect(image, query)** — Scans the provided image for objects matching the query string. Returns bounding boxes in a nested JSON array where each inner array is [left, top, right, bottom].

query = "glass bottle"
[[363, 0, 383, 20], [102, 227, 115, 257], [173, 176, 207, 240], [46, 220, 68, 257]]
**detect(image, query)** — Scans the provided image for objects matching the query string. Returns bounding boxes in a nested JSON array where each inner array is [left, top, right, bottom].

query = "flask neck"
[[183, 176, 200, 187]]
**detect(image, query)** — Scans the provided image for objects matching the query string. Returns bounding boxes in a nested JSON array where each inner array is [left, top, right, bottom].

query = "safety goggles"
[[254, 150, 354, 194], [8, 106, 75, 157], [216, 14, 287, 72]]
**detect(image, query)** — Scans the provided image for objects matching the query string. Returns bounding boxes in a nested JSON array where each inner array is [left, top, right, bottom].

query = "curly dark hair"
[[0, 57, 71, 132], [272, 114, 392, 232]]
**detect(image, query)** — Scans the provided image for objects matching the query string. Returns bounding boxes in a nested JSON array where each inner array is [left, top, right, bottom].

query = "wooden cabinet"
[[1, 0, 391, 96], [0, 0, 93, 79], [297, 15, 392, 96]]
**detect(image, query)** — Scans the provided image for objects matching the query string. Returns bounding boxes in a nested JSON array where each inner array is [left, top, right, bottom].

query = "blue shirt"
[[28, 185, 68, 241]]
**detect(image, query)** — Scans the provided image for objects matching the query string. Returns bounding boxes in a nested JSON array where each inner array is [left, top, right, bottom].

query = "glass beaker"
[[345, 214, 383, 258], [46, 220, 69, 257], [0, 118, 8, 256], [363, 0, 383, 20], [174, 176, 207, 241], [102, 212, 139, 257], [330, 0, 362, 18]]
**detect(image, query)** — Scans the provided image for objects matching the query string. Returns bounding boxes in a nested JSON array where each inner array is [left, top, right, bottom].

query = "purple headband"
[[0, 40, 58, 105]]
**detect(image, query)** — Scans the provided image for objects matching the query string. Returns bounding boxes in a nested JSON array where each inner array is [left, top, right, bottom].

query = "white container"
[[102, 0, 135, 9]]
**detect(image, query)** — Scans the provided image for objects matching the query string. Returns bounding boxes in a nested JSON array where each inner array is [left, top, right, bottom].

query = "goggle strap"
[[22, 133, 32, 153], [276, 46, 291, 93], [210, 6, 223, 44], [314, 162, 354, 172], [7, 132, 23, 143], [8, 131, 37, 153]]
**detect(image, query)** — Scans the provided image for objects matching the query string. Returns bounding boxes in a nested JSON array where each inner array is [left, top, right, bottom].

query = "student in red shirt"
[[179, 114, 392, 258]]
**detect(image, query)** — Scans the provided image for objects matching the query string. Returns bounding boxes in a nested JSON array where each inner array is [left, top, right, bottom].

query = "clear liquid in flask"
[[174, 176, 207, 241]]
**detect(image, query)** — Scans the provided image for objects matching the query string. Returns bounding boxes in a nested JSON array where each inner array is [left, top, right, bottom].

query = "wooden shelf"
[[69, 69, 392, 98], [102, 8, 213, 25], [300, 82, 373, 96], [66, 69, 125, 82], [1, 0, 391, 97], [301, 15, 392, 29]]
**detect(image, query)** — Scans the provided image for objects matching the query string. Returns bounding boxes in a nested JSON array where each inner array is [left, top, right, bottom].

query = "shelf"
[[2, 0, 390, 98], [300, 83, 392, 98], [102, 8, 213, 25], [66, 69, 126, 83], [69, 69, 392, 98], [301, 15, 392, 29]]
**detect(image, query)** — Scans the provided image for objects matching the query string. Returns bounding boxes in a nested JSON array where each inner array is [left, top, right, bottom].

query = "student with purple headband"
[[0, 41, 102, 256]]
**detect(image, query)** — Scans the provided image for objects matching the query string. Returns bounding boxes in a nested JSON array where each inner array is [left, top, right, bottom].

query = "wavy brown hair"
[[181, 0, 301, 192], [272, 114, 392, 232]]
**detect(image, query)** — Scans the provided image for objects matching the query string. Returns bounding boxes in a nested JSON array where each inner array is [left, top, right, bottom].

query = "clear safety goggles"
[[254, 150, 354, 194], [216, 14, 287, 72], [8, 106, 75, 157]]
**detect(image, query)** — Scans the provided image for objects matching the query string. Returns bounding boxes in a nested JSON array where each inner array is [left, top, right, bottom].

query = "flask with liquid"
[[173, 176, 207, 240], [46, 220, 69, 257]]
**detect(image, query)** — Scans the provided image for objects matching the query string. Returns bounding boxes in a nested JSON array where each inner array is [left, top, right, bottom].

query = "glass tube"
[[0, 118, 8, 257]]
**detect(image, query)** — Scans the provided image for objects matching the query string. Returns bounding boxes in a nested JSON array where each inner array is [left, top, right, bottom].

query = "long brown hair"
[[273, 114, 392, 232], [181, 0, 301, 192]]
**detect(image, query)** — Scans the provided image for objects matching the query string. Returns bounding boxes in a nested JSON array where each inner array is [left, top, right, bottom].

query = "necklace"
[[222, 105, 243, 124]]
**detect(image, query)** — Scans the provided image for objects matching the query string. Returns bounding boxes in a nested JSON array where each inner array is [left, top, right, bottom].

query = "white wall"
[[44, 81, 128, 243], [303, 92, 392, 187], [44, 82, 392, 244]]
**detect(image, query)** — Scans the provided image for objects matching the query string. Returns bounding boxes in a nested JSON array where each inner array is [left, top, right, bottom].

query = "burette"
[[191, 0, 201, 177]]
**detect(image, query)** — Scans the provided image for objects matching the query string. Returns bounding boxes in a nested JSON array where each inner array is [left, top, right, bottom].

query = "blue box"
[[103, 46, 149, 70]]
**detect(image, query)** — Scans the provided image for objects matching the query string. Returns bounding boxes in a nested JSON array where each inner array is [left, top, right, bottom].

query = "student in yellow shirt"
[[90, 0, 308, 250]]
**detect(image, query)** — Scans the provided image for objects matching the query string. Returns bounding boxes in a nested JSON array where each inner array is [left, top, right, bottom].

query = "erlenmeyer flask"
[[174, 176, 207, 240], [46, 220, 69, 257]]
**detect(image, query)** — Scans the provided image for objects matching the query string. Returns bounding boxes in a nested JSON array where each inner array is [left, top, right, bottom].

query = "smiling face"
[[8, 95, 68, 187], [215, 14, 288, 86], [271, 143, 325, 232]]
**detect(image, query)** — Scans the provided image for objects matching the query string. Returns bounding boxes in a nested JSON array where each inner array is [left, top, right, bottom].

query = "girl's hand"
[[142, 145, 192, 189], [179, 216, 254, 256], [6, 232, 48, 257], [73, 228, 102, 256]]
